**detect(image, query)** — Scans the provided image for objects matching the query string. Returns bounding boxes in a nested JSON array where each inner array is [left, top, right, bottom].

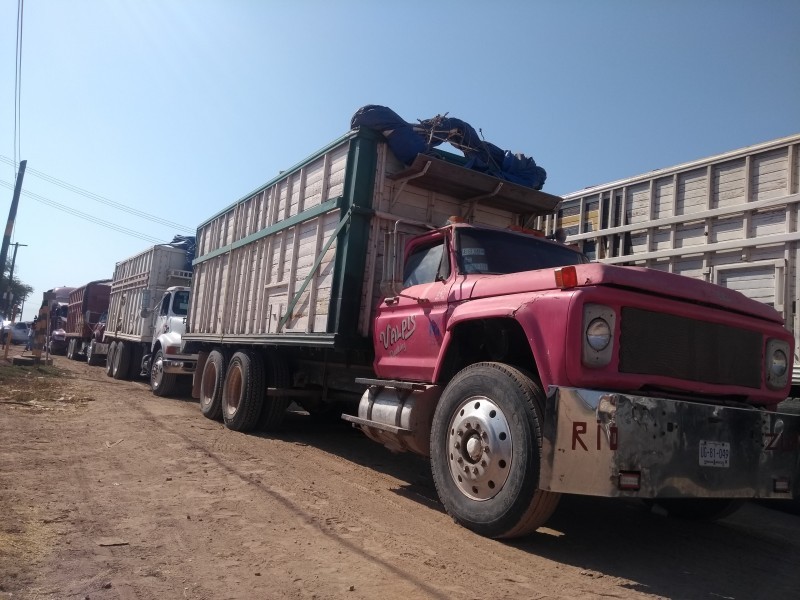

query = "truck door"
[[373, 231, 453, 382], [153, 292, 171, 337]]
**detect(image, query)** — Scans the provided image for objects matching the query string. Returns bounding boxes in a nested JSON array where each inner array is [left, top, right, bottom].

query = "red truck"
[[64, 280, 111, 363], [182, 122, 800, 538]]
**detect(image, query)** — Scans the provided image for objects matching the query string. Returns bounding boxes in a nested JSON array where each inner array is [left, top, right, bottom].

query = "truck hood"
[[466, 263, 784, 324]]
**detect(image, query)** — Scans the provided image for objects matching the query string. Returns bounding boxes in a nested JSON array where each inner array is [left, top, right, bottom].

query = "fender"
[[432, 289, 578, 389], [152, 329, 185, 356]]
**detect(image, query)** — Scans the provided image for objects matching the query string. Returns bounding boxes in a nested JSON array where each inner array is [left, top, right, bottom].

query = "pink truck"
[[64, 280, 111, 363], [182, 126, 799, 538]]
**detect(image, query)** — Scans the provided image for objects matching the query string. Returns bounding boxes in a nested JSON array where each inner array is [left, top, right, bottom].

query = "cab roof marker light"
[[555, 266, 578, 289]]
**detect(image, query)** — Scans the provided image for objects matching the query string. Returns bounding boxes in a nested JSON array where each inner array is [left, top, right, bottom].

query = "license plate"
[[699, 440, 730, 467]]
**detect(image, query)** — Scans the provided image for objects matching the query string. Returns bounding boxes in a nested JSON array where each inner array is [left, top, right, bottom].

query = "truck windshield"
[[172, 291, 190, 316], [455, 229, 588, 275]]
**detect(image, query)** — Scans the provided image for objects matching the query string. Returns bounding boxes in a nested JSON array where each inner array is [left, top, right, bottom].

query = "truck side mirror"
[[140, 289, 152, 318], [85, 310, 91, 324]]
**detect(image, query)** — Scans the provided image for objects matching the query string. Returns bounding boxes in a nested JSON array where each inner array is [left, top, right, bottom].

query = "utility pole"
[[5, 242, 27, 315], [0, 160, 26, 309]]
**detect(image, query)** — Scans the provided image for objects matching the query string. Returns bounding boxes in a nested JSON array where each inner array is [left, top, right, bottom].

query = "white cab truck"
[[100, 243, 197, 396], [545, 133, 800, 396]]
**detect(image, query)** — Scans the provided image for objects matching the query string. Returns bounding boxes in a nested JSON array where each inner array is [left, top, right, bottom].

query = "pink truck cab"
[[349, 221, 798, 537]]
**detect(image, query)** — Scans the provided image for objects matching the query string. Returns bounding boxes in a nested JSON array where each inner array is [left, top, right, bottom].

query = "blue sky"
[[2, 0, 799, 321]]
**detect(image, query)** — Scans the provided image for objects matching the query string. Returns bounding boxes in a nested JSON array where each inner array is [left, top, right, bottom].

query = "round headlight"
[[586, 318, 611, 351], [770, 349, 788, 378]]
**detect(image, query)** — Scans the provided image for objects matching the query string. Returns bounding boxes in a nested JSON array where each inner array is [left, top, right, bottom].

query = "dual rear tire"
[[66, 339, 83, 361], [204, 349, 291, 433]]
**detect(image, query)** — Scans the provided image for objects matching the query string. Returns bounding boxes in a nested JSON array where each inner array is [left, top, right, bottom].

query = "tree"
[[1, 259, 33, 320]]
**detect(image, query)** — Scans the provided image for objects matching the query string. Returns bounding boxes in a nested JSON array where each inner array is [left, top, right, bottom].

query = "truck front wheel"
[[112, 341, 131, 380], [430, 362, 560, 539], [105, 342, 118, 377], [151, 349, 178, 397], [199, 349, 226, 419], [87, 340, 102, 366], [221, 351, 264, 432]]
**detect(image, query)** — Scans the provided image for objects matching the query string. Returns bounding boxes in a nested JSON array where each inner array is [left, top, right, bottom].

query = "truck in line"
[[44, 286, 75, 355], [64, 279, 111, 363], [546, 133, 800, 396], [98, 240, 197, 395], [181, 122, 799, 538]]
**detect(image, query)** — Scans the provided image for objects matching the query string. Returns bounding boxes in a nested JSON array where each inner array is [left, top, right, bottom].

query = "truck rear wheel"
[[259, 350, 291, 431], [199, 349, 226, 420], [105, 342, 118, 377], [150, 349, 178, 397], [222, 351, 264, 432], [87, 340, 102, 366], [430, 362, 560, 539], [112, 341, 131, 380]]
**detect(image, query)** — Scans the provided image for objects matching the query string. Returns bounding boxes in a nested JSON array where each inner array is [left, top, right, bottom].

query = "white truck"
[[100, 242, 197, 396], [544, 133, 800, 396]]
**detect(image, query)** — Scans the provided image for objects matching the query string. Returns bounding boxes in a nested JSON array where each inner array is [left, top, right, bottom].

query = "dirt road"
[[1, 356, 800, 600]]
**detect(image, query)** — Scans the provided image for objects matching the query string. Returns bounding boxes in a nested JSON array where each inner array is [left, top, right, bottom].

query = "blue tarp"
[[351, 105, 546, 190]]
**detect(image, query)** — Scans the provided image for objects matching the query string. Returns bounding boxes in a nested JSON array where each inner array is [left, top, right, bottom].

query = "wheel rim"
[[200, 359, 219, 409], [224, 363, 243, 416], [447, 396, 513, 501], [151, 353, 164, 389]]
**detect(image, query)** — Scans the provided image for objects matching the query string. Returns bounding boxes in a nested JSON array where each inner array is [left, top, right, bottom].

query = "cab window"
[[172, 291, 190, 316], [403, 240, 449, 288]]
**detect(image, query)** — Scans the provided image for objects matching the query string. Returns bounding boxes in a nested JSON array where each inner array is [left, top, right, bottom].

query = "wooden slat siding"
[[752, 148, 790, 201], [752, 209, 787, 238], [676, 168, 708, 216], [673, 256, 705, 280], [718, 265, 776, 305], [626, 182, 651, 224], [188, 140, 350, 337], [712, 158, 747, 208], [358, 143, 388, 338], [710, 216, 746, 244], [654, 177, 674, 220]]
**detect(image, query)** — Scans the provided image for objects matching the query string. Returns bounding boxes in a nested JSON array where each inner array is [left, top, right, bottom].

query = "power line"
[[0, 180, 166, 244], [0, 156, 194, 233], [13, 0, 24, 169]]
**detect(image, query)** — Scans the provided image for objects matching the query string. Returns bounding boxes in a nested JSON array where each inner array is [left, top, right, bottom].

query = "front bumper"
[[162, 355, 197, 375], [540, 387, 800, 500]]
